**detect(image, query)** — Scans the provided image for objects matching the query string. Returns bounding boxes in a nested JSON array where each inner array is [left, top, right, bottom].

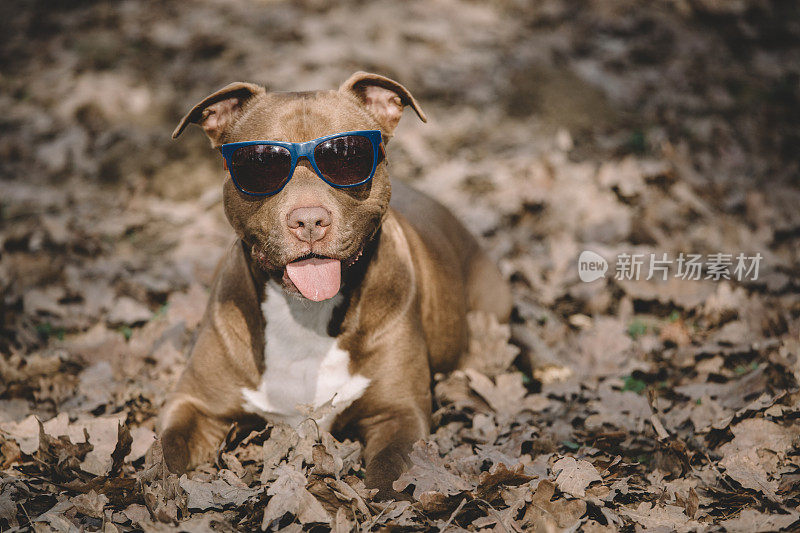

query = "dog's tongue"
[[285, 257, 341, 301]]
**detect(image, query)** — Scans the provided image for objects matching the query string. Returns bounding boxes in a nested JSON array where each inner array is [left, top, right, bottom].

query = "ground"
[[1, 0, 799, 531]]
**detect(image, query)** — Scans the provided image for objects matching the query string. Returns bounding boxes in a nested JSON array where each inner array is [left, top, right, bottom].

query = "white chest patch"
[[241, 281, 370, 431]]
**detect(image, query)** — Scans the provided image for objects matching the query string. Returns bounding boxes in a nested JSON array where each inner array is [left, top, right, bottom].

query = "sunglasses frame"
[[218, 130, 385, 197]]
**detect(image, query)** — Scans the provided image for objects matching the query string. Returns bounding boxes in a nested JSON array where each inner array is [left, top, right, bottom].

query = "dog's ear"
[[172, 82, 265, 145], [340, 72, 427, 135]]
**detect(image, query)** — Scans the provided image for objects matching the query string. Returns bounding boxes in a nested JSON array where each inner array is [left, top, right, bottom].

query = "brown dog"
[[161, 72, 512, 498]]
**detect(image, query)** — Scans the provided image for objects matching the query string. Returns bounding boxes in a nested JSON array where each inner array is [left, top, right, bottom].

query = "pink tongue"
[[285, 258, 341, 301]]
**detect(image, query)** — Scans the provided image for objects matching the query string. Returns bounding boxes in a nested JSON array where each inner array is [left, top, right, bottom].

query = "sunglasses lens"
[[313, 135, 375, 186], [230, 145, 292, 194]]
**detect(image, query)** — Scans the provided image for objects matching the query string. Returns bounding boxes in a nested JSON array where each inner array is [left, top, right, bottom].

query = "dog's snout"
[[287, 206, 332, 243]]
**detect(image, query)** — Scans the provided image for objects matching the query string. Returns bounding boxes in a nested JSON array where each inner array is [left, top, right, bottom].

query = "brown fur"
[[161, 72, 512, 498]]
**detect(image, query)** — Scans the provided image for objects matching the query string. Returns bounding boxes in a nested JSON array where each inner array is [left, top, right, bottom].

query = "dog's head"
[[173, 72, 426, 301]]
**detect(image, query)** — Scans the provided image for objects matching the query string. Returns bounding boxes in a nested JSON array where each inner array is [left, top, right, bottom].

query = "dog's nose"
[[286, 206, 332, 243]]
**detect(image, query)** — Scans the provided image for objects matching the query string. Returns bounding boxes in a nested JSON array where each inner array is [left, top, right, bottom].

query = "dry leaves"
[[720, 508, 800, 533], [618, 502, 702, 532], [522, 480, 586, 530], [552, 457, 602, 498], [262, 467, 329, 527], [393, 441, 473, 500]]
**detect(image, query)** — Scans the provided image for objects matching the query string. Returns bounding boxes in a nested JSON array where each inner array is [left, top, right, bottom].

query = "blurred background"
[[1, 0, 799, 528]]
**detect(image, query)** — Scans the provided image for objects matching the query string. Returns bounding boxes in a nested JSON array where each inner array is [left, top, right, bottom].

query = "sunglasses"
[[218, 130, 385, 196]]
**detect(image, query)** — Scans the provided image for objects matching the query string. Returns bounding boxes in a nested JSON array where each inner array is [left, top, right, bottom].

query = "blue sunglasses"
[[219, 130, 385, 196]]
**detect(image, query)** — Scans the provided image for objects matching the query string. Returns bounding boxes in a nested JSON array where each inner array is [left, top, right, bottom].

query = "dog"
[[161, 72, 512, 498]]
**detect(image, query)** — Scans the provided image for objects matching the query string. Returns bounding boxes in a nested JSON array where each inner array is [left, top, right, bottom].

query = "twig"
[[19, 502, 32, 528], [473, 497, 521, 533], [439, 496, 468, 532]]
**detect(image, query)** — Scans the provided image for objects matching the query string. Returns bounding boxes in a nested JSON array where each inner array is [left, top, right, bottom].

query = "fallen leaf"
[[0, 487, 18, 528], [262, 466, 330, 527], [62, 361, 116, 414], [465, 369, 534, 417], [77, 413, 129, 476], [702, 282, 747, 326], [719, 508, 800, 533], [392, 441, 473, 500], [725, 418, 795, 456], [32, 500, 77, 532], [659, 319, 692, 346], [37, 418, 93, 474], [109, 423, 132, 477], [23, 286, 66, 317], [0, 415, 41, 455], [129, 426, 156, 462], [460, 311, 519, 376], [618, 502, 702, 532], [576, 317, 635, 376], [71, 490, 109, 518], [522, 479, 585, 529], [475, 462, 534, 500], [333, 507, 355, 533], [179, 471, 259, 511], [122, 503, 152, 528], [552, 456, 602, 498], [311, 443, 343, 478], [719, 449, 779, 500], [716, 417, 794, 500], [107, 296, 152, 326], [260, 424, 299, 484], [166, 283, 208, 330]]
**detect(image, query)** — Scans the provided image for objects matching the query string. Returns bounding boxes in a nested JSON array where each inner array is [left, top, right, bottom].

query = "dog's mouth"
[[281, 253, 340, 302], [252, 244, 366, 302]]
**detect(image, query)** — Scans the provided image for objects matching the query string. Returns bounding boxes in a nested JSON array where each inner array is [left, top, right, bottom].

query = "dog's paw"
[[373, 486, 413, 502], [161, 429, 190, 474], [366, 453, 414, 502]]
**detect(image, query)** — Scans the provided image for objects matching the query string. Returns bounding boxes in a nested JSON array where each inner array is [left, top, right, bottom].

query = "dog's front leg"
[[348, 331, 432, 500], [360, 404, 429, 499], [161, 395, 231, 473]]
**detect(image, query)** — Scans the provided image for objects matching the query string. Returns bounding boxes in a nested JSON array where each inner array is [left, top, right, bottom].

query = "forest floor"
[[1, 0, 799, 531]]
